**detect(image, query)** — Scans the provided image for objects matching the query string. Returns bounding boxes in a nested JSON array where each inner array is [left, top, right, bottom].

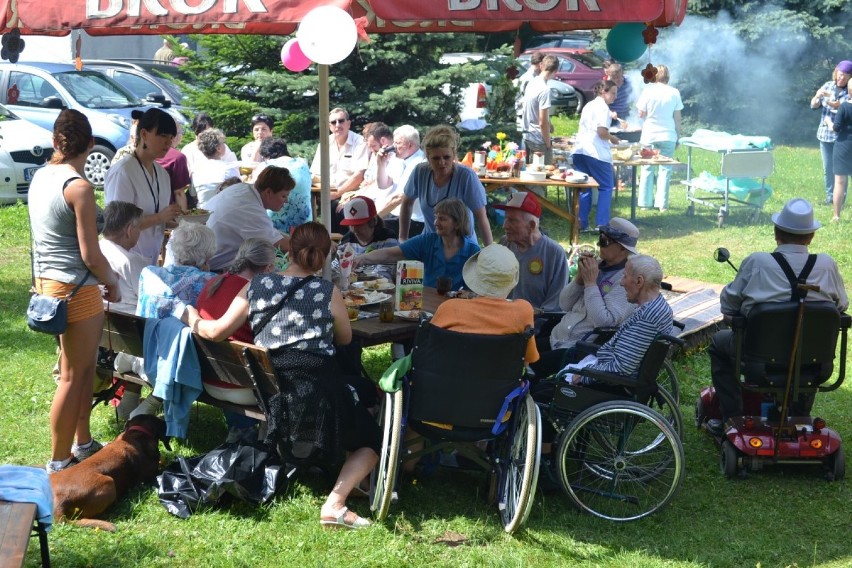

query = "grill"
[[10, 148, 52, 165], [16, 183, 28, 195]]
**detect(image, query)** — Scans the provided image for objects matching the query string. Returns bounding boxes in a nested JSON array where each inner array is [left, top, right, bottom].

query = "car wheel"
[[575, 92, 587, 114], [85, 145, 115, 187]]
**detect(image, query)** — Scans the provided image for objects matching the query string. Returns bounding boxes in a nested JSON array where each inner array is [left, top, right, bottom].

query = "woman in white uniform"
[[105, 108, 182, 264]]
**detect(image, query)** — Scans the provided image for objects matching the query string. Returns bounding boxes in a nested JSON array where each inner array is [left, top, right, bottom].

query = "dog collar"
[[127, 424, 156, 439]]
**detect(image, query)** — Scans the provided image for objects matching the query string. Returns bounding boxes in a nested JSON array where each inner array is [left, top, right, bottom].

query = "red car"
[[520, 48, 607, 111]]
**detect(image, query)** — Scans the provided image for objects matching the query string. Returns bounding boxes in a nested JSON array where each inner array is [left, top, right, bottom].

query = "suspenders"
[[770, 252, 817, 301]]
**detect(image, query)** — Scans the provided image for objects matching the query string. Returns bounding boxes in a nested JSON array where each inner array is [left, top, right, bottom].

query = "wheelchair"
[[696, 300, 850, 480], [370, 322, 541, 534], [542, 333, 686, 522]]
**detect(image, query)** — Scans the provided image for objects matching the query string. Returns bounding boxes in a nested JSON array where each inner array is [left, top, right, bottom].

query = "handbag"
[[27, 175, 90, 335], [27, 271, 90, 335]]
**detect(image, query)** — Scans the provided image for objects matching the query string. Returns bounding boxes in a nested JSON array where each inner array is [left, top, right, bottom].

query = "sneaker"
[[46, 456, 79, 474], [129, 396, 163, 419], [72, 439, 104, 461]]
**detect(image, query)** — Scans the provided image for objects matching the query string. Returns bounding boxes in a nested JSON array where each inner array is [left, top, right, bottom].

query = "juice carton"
[[395, 260, 424, 311]]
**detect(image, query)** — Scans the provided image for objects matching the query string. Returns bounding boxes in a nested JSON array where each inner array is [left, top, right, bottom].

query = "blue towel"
[[681, 128, 772, 151], [143, 316, 202, 439], [0, 465, 53, 531]]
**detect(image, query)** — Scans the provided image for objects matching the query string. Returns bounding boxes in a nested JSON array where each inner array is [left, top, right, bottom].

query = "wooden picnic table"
[[479, 175, 599, 244], [351, 287, 447, 347]]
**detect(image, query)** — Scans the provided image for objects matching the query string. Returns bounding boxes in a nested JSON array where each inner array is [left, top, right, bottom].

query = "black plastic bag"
[[157, 442, 286, 518]]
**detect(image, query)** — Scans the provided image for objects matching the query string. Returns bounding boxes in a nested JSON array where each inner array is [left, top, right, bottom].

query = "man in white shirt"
[[99, 201, 149, 312], [522, 55, 558, 165], [311, 107, 369, 233], [373, 125, 427, 236], [335, 123, 393, 224]]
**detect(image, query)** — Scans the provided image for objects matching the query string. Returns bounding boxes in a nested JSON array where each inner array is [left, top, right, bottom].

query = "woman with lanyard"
[[398, 124, 493, 246], [105, 108, 182, 265]]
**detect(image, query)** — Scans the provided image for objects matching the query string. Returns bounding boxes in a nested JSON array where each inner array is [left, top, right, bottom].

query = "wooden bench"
[[0, 501, 50, 567], [98, 309, 279, 422]]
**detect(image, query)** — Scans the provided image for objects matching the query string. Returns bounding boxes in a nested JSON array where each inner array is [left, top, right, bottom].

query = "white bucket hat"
[[462, 244, 519, 299], [772, 198, 821, 234]]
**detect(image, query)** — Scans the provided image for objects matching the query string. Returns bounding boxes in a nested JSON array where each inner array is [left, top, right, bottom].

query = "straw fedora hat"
[[462, 244, 519, 298]]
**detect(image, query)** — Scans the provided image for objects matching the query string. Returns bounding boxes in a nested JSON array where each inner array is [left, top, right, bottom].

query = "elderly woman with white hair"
[[430, 243, 539, 365], [136, 220, 217, 320]]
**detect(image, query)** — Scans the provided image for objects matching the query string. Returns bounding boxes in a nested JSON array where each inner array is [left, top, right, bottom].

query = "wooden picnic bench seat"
[[97, 309, 279, 422], [0, 500, 50, 567]]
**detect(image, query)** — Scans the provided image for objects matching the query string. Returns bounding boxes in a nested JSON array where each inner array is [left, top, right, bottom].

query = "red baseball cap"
[[340, 196, 377, 226], [492, 191, 542, 218]]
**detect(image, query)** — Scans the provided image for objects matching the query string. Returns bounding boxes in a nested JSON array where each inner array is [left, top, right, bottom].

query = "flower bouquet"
[[484, 132, 525, 175]]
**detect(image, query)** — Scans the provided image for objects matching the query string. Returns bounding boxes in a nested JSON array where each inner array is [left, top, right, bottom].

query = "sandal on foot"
[[320, 506, 371, 529]]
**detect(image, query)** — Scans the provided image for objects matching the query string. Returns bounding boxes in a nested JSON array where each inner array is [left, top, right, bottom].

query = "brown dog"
[[50, 414, 170, 531]]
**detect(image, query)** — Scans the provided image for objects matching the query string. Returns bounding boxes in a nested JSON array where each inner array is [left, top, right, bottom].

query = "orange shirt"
[[430, 297, 539, 364]]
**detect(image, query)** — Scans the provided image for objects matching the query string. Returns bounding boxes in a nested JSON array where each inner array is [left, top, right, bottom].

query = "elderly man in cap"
[[431, 244, 539, 366], [531, 217, 640, 378], [494, 191, 568, 312], [707, 198, 848, 434]]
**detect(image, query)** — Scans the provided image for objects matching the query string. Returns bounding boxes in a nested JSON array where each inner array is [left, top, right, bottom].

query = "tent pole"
[[319, 63, 331, 279]]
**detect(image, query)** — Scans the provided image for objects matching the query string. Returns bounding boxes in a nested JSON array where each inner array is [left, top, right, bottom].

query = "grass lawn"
[[3, 126, 852, 566]]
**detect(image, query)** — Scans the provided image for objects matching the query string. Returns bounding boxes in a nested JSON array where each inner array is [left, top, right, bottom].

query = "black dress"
[[833, 101, 852, 176]]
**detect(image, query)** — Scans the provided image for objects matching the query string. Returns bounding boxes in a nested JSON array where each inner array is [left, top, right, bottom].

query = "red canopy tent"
[[0, 0, 687, 236], [3, 0, 686, 36]]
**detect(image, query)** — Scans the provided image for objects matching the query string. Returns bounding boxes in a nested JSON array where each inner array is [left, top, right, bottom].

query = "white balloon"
[[297, 6, 357, 66]]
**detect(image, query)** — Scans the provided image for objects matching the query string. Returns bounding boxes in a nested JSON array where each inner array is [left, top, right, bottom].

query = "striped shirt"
[[815, 80, 849, 143], [583, 292, 673, 382]]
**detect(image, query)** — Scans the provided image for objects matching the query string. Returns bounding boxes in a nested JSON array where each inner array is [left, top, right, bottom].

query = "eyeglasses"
[[329, 118, 348, 125]]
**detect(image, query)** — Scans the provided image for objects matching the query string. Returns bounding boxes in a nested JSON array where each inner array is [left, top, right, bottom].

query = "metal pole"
[[319, 63, 331, 280]]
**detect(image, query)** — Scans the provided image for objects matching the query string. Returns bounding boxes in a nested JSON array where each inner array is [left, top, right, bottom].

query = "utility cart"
[[680, 130, 774, 228]]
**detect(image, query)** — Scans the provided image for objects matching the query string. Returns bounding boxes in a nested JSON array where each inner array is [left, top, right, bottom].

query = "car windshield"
[[53, 71, 142, 109]]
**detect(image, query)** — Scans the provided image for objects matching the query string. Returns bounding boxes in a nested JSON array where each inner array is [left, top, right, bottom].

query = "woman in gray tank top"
[[28, 109, 121, 474]]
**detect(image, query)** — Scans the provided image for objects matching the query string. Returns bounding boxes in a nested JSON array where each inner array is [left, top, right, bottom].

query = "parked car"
[[525, 31, 597, 51], [84, 59, 190, 125], [0, 103, 54, 204], [440, 52, 578, 130], [0, 62, 157, 186], [519, 49, 607, 111]]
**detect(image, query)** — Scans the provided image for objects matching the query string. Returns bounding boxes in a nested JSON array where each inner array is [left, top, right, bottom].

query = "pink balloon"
[[281, 38, 310, 72]]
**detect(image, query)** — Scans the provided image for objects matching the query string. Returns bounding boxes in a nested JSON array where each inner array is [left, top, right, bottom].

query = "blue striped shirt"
[[583, 293, 673, 381]]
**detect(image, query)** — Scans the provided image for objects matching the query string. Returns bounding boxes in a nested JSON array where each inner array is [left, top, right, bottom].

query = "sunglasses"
[[597, 225, 638, 248], [252, 114, 273, 125], [598, 236, 616, 248], [329, 118, 348, 125]]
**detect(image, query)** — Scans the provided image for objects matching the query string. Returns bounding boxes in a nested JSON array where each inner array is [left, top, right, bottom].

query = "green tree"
[[177, 33, 517, 156]]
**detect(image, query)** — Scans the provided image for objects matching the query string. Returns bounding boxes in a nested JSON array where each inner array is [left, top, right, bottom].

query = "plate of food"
[[351, 279, 394, 291], [550, 170, 589, 183], [180, 208, 211, 223], [394, 310, 433, 322], [344, 291, 392, 306]]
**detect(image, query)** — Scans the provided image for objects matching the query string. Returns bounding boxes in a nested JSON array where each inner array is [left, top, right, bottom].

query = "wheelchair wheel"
[[498, 394, 541, 534], [647, 386, 683, 441], [555, 400, 684, 522], [370, 390, 403, 521], [657, 360, 680, 405], [720, 440, 740, 479]]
